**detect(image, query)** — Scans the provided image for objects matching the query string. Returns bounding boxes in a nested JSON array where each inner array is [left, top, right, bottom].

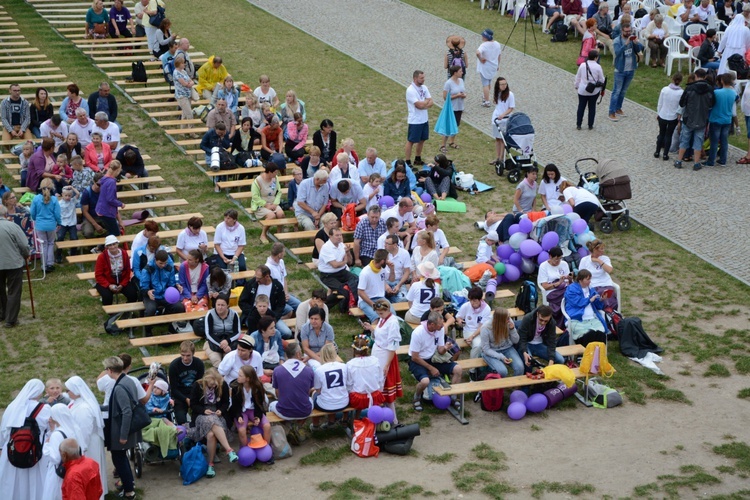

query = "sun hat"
[[417, 261, 441, 280], [238, 335, 255, 350], [248, 428, 269, 449], [481, 29, 494, 40], [104, 235, 119, 246], [154, 379, 169, 393], [446, 35, 466, 49]]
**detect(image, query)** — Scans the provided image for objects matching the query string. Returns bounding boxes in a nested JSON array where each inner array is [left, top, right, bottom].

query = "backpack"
[[131, 61, 148, 83], [341, 203, 360, 232], [514, 280, 537, 313], [448, 48, 466, 71], [218, 149, 236, 171], [479, 373, 504, 412], [528, 0, 543, 17], [162, 55, 175, 87], [728, 53, 749, 79], [7, 402, 45, 469], [550, 21, 568, 43], [579, 342, 615, 378], [634, 7, 648, 19], [604, 308, 623, 339], [351, 418, 379, 458]]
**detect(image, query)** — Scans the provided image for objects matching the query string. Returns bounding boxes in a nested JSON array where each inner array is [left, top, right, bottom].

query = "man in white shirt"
[[69, 107, 95, 147], [377, 217, 404, 250], [404, 70, 433, 167], [476, 29, 502, 107], [384, 234, 410, 303], [357, 249, 395, 322], [318, 227, 359, 313], [39, 115, 69, 149], [381, 198, 417, 248], [407, 312, 462, 411], [266, 242, 301, 317], [93, 112, 121, 152], [218, 335, 263, 384]]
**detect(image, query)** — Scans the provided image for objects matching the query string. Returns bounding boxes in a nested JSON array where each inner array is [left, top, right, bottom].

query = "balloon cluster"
[[506, 384, 578, 420], [368, 405, 395, 427]]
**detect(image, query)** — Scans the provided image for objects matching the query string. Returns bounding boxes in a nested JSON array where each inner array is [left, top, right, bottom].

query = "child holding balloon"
[[346, 335, 385, 420]]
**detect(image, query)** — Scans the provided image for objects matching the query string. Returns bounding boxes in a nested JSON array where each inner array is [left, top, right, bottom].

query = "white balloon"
[[508, 232, 528, 250], [566, 213, 581, 222], [550, 205, 564, 215]]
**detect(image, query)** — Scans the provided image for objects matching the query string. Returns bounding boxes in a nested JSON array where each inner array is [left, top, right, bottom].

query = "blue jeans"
[[525, 342, 565, 365], [707, 122, 731, 166], [357, 296, 395, 323], [282, 294, 302, 316], [386, 280, 407, 303], [276, 320, 293, 340], [609, 70, 634, 115], [482, 347, 524, 377]]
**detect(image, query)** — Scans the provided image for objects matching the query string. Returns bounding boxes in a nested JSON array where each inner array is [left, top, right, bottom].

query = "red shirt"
[[62, 456, 103, 500], [262, 126, 282, 151]]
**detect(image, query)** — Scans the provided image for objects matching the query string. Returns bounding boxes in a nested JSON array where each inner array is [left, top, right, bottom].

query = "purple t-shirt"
[[110, 6, 131, 32], [272, 359, 314, 418]]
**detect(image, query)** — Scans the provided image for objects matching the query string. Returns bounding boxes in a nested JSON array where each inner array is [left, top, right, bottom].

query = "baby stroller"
[[532, 214, 578, 261], [129, 364, 183, 478], [494, 112, 539, 184], [575, 158, 632, 234]]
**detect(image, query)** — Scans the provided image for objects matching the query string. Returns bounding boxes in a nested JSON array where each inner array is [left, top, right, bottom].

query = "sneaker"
[[414, 157, 424, 166], [228, 450, 238, 463], [674, 160, 683, 169], [577, 126, 582, 130], [90, 247, 101, 254], [481, 101, 492, 108], [543, 29, 550, 34], [693, 163, 702, 171], [616, 109, 626, 117], [214, 185, 220, 193], [206, 465, 215, 478], [717, 163, 726, 167], [144, 194, 156, 201], [309, 423, 321, 432], [608, 114, 619, 122]]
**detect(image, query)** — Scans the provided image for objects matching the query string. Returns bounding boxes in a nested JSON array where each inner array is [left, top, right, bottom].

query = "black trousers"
[[95, 281, 139, 306], [656, 117, 678, 155], [576, 94, 598, 128], [320, 269, 359, 313], [0, 267, 23, 325]]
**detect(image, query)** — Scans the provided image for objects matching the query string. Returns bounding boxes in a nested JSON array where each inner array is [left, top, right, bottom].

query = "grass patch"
[[300, 444, 350, 467], [704, 364, 732, 378], [424, 452, 456, 463], [481, 481, 518, 499], [318, 478, 377, 500], [633, 483, 659, 496], [657, 466, 722, 499], [530, 424, 542, 431], [651, 389, 693, 405], [735, 356, 750, 375], [738, 388, 750, 400], [451, 443, 511, 493], [716, 465, 736, 475], [473, 442, 507, 463], [378, 481, 424, 499], [530, 481, 595, 498], [708, 491, 750, 500], [713, 442, 750, 473]]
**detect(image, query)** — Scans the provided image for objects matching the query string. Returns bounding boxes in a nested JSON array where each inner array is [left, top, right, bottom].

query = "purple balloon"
[[518, 218, 533, 234], [503, 264, 521, 282], [519, 239, 542, 258], [525, 393, 548, 413], [256, 444, 273, 463], [176, 425, 187, 442], [507, 402, 527, 420], [509, 252, 523, 268], [495, 274, 506, 284], [381, 407, 395, 424], [509, 390, 528, 405], [572, 219, 588, 235], [380, 195, 395, 209], [562, 204, 573, 214], [497, 244, 514, 260], [421, 193, 432, 204], [578, 246, 589, 257], [432, 393, 451, 410], [541, 231, 560, 251], [238, 446, 256, 467], [537, 251, 549, 265], [368, 405, 384, 424], [164, 286, 180, 304], [508, 224, 521, 236]]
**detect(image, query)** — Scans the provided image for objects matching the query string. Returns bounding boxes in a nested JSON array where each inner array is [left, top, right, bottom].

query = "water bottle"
[[232, 260, 239, 274]]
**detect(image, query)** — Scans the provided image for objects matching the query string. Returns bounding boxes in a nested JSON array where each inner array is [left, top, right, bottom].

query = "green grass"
[[299, 444, 351, 466], [378, 481, 425, 499], [704, 363, 732, 378], [319, 478, 377, 500], [424, 452, 456, 463], [739, 388, 750, 399], [713, 442, 750, 473], [530, 481, 595, 498]]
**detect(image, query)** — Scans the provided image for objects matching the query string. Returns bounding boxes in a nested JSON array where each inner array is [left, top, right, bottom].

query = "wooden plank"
[[143, 350, 208, 366], [60, 225, 215, 250], [229, 188, 287, 200], [117, 305, 241, 329], [115, 175, 164, 187], [114, 186, 176, 200], [130, 332, 201, 348], [437, 366, 585, 397], [67, 238, 213, 265], [0, 54, 47, 61], [156, 119, 204, 127]]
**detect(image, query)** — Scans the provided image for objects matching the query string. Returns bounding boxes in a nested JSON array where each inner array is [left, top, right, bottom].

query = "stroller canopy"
[[506, 112, 534, 136], [595, 159, 628, 183]]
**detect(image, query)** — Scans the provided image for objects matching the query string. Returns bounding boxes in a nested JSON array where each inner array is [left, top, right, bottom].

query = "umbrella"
[[434, 94, 458, 138]]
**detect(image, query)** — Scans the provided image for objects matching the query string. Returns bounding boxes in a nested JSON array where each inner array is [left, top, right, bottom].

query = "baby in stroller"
[[145, 379, 174, 418]]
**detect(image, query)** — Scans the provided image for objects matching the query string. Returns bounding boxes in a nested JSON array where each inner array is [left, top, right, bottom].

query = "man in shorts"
[[408, 312, 462, 411], [476, 29, 502, 107], [405, 70, 433, 167]]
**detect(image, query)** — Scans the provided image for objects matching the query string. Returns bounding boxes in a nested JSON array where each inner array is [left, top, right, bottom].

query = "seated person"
[[85, 0, 109, 39], [312, 212, 338, 261], [199, 122, 231, 179], [196, 294, 241, 368], [251, 163, 284, 243], [411, 230, 439, 272], [218, 334, 263, 385], [423, 153, 454, 201], [39, 115, 68, 149], [228, 365, 271, 447], [384, 234, 411, 303], [478, 307, 524, 377], [456, 286, 492, 359], [109, 0, 134, 38], [329, 179, 366, 219], [317, 227, 359, 313], [310, 344, 349, 431], [285, 166, 303, 211], [357, 249, 393, 323], [206, 98, 236, 138], [300, 146, 324, 179], [563, 269, 608, 346], [537, 246, 571, 326], [239, 265, 293, 339], [250, 315, 286, 379], [378, 217, 403, 250], [293, 170, 330, 231], [211, 75, 239, 115], [363, 173, 384, 210], [278, 89, 306, 129], [83, 132, 112, 172], [405, 262, 442, 324], [330, 137, 359, 168], [411, 215, 451, 265], [140, 249, 185, 337], [178, 250, 210, 312], [269, 343, 315, 429], [562, 0, 585, 35], [299, 307, 335, 370], [69, 108, 95, 148], [231, 117, 260, 166], [697, 28, 720, 70], [329, 152, 360, 186], [265, 242, 301, 319], [80, 173, 105, 238], [70, 156, 94, 194], [213, 209, 246, 274], [545, 0, 564, 33], [93, 112, 121, 152], [132, 235, 169, 287], [168, 340, 205, 425], [383, 162, 412, 202], [253, 74, 280, 108], [579, 238, 618, 310], [207, 266, 232, 306], [420, 297, 457, 333], [116, 145, 148, 188], [94, 235, 138, 307], [381, 197, 417, 248], [145, 379, 172, 417], [408, 312, 462, 412], [295, 289, 330, 334], [516, 305, 565, 366], [476, 232, 499, 264], [196, 56, 228, 101], [260, 116, 284, 161], [175, 217, 208, 262], [284, 112, 308, 163]]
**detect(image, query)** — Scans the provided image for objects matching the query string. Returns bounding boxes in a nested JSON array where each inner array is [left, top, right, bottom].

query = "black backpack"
[[514, 280, 538, 314], [550, 21, 568, 43], [131, 61, 148, 83], [728, 54, 749, 79], [218, 149, 236, 171], [7, 402, 45, 469]]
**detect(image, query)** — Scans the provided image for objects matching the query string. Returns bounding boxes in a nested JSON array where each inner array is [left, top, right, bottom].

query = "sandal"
[[439, 146, 447, 154], [412, 399, 423, 412], [449, 143, 460, 149], [737, 156, 750, 164]]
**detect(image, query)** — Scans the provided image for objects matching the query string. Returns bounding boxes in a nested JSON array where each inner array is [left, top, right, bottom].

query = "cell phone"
[[629, 35, 637, 41]]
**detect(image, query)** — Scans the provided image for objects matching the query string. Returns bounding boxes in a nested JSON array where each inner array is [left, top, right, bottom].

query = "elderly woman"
[[331, 137, 359, 168], [278, 90, 306, 129], [84, 131, 112, 172], [152, 18, 175, 58], [329, 151, 360, 185], [59, 84, 89, 125], [85, 0, 109, 39], [299, 306, 335, 370], [251, 162, 284, 242], [95, 234, 139, 307], [644, 14, 668, 68], [313, 212, 339, 261], [538, 163, 566, 212], [212, 75, 239, 115], [259, 115, 284, 161], [95, 160, 124, 237], [564, 269, 608, 346], [65, 376, 107, 497], [579, 238, 619, 310], [179, 249, 210, 312], [559, 180, 600, 224], [490, 77, 515, 167], [213, 209, 246, 273], [197, 294, 241, 368], [312, 119, 337, 166], [284, 112, 308, 163]]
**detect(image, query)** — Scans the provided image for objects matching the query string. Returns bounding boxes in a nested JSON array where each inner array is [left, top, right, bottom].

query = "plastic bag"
[[180, 443, 208, 485], [351, 418, 379, 458], [270, 425, 292, 460]]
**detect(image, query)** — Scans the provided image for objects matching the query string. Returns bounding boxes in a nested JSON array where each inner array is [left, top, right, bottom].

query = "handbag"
[[54, 431, 68, 478], [115, 377, 151, 434], [148, 5, 166, 27], [93, 23, 107, 35]]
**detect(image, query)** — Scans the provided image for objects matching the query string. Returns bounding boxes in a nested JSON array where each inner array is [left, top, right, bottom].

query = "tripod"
[[502, 0, 540, 54]]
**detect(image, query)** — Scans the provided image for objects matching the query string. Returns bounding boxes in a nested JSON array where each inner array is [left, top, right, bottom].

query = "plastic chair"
[[689, 45, 702, 70], [627, 0, 644, 13], [664, 36, 690, 76], [642, 0, 664, 12], [639, 31, 651, 65], [514, 0, 531, 22], [684, 23, 706, 38], [662, 15, 681, 36]]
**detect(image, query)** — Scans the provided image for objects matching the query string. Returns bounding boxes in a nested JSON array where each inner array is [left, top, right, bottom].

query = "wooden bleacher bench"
[[229, 188, 288, 201], [266, 407, 356, 425], [69, 238, 215, 265], [116, 305, 242, 331], [143, 349, 208, 366], [276, 228, 353, 242], [217, 175, 292, 190], [74, 198, 190, 217], [114, 186, 176, 200], [60, 226, 215, 251], [130, 332, 201, 348]]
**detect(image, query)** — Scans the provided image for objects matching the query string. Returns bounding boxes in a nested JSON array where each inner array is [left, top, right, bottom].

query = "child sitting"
[[345, 335, 385, 420], [228, 365, 271, 447], [70, 155, 94, 195], [284, 166, 303, 210], [18, 141, 34, 188], [44, 378, 70, 406], [55, 186, 80, 264], [145, 379, 173, 417], [456, 286, 492, 359], [311, 344, 349, 431], [476, 232, 499, 264], [52, 153, 73, 193], [362, 173, 384, 210]]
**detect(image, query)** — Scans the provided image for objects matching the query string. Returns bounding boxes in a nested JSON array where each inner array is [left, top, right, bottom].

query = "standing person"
[[0, 379, 50, 499], [95, 160, 124, 237], [574, 50, 605, 131], [0, 205, 30, 328], [444, 35, 467, 78], [707, 73, 738, 168], [717, 8, 750, 75], [42, 404, 84, 500], [252, 163, 284, 242], [59, 438, 103, 500], [490, 77, 516, 167], [608, 23, 643, 122], [577, 19, 602, 65], [30, 180, 60, 274], [405, 70, 434, 167], [674, 69, 715, 171], [168, 340, 205, 424], [655, 72, 684, 161], [441, 65, 466, 152], [363, 299, 402, 423], [142, 0, 165, 61], [476, 29, 503, 108], [1, 83, 33, 141], [173, 56, 194, 126], [102, 356, 137, 500]]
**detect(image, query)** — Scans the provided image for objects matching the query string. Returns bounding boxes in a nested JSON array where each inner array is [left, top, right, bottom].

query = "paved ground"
[[249, 0, 750, 284]]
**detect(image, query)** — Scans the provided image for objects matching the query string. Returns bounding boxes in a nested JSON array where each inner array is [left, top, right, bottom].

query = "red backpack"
[[342, 203, 360, 232], [7, 402, 45, 468], [479, 373, 504, 412]]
